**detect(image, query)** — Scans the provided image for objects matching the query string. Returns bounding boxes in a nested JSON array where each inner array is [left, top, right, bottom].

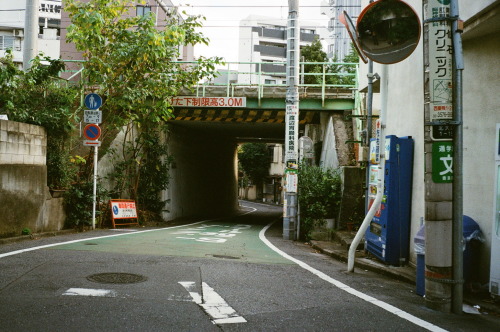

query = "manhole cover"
[[87, 273, 147, 284], [211, 254, 240, 260]]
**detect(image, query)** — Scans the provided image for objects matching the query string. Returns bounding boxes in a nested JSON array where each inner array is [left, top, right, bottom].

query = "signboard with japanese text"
[[285, 104, 299, 162], [39, 0, 61, 19], [111, 200, 137, 219], [285, 172, 298, 193], [427, 0, 453, 141], [110, 200, 138, 228], [432, 141, 453, 183], [171, 97, 246, 108], [84, 110, 102, 124], [370, 120, 382, 164]]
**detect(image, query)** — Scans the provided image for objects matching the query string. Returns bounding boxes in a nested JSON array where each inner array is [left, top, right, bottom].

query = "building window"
[[136, 5, 152, 17], [301, 28, 316, 34], [0, 36, 21, 51], [264, 79, 276, 85], [268, 145, 276, 162]]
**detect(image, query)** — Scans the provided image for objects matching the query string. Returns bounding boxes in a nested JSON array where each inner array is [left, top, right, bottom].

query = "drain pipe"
[[348, 65, 388, 272]]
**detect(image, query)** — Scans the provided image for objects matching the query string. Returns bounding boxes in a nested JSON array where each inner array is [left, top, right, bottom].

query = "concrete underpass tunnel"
[[164, 119, 285, 221]]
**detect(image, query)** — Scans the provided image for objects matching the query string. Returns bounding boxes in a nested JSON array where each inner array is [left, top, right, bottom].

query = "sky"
[[173, 0, 329, 62]]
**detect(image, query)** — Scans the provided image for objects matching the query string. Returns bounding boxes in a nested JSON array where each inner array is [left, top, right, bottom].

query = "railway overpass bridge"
[[66, 61, 362, 221], [164, 75, 360, 220]]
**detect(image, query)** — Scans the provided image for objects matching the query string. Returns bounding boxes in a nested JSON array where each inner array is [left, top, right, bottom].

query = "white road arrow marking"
[[178, 281, 202, 304], [63, 288, 117, 297], [179, 281, 246, 324]]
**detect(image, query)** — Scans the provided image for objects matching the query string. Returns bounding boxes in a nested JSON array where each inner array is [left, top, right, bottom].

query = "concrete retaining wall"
[[0, 120, 65, 238]]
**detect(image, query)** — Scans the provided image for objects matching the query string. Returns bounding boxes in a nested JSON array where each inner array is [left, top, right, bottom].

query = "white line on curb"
[[259, 222, 448, 332]]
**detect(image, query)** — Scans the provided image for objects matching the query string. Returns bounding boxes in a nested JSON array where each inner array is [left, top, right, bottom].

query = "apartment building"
[[0, 0, 61, 66], [321, 0, 361, 60], [237, 15, 321, 85]]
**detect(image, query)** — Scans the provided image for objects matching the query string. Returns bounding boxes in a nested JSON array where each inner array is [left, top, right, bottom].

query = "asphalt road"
[[0, 201, 499, 331]]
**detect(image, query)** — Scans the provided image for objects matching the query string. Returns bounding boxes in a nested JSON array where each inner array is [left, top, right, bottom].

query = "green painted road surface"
[[51, 221, 292, 265]]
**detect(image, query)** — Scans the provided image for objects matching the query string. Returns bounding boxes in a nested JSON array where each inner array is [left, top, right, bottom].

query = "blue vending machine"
[[365, 135, 414, 266]]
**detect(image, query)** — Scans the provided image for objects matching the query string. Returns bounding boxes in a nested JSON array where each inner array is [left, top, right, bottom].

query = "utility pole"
[[283, 0, 300, 240], [423, 0, 464, 313], [23, 0, 39, 70]]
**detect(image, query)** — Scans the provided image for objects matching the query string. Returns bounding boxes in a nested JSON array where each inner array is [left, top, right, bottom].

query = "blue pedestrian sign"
[[85, 93, 102, 110]]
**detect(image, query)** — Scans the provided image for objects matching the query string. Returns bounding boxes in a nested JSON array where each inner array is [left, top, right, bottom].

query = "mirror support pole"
[[451, 0, 464, 315]]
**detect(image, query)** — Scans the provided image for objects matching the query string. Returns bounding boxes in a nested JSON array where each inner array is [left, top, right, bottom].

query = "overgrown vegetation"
[[61, 0, 222, 224], [238, 143, 270, 200], [0, 50, 81, 189], [106, 123, 173, 220], [298, 164, 342, 241], [1, 0, 222, 227]]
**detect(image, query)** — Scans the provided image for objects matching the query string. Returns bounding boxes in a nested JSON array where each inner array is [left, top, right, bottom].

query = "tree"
[[300, 38, 357, 86], [339, 44, 359, 86], [238, 143, 270, 199], [300, 38, 328, 85], [64, 0, 222, 130], [63, 0, 223, 221]]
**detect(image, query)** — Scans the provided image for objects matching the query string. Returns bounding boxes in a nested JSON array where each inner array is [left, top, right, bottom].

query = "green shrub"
[[298, 164, 342, 241], [64, 181, 109, 228]]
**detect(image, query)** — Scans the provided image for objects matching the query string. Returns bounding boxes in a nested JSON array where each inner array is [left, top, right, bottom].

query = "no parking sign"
[[83, 124, 101, 146]]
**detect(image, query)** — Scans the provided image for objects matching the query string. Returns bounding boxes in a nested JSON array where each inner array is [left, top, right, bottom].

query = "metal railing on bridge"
[[61, 59, 364, 143], [196, 61, 358, 106], [61, 60, 358, 106]]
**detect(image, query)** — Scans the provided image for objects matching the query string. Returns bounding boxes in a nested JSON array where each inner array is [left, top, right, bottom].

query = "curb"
[[310, 241, 416, 284], [0, 229, 78, 246], [311, 240, 500, 315]]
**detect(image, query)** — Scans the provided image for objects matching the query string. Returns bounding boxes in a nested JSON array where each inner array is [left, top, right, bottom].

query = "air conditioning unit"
[[14, 30, 24, 37]]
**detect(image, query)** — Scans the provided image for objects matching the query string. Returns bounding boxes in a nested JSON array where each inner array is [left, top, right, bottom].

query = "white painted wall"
[[461, 30, 500, 276]]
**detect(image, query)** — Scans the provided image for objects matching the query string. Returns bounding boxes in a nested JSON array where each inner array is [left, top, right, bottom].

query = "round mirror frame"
[[356, 0, 421, 64]]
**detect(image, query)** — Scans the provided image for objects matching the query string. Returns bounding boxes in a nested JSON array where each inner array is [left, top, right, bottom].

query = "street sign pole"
[[92, 145, 98, 230], [84, 93, 102, 230]]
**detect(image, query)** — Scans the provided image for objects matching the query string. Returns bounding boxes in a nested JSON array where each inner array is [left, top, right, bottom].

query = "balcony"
[[300, 32, 317, 43], [256, 63, 286, 76], [254, 45, 286, 58]]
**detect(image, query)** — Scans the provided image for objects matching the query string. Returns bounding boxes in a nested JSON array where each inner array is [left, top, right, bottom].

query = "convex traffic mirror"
[[357, 0, 421, 64]]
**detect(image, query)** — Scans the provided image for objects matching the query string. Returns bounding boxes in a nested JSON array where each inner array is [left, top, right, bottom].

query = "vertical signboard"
[[427, 0, 453, 141], [285, 104, 299, 163], [432, 141, 453, 183]]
